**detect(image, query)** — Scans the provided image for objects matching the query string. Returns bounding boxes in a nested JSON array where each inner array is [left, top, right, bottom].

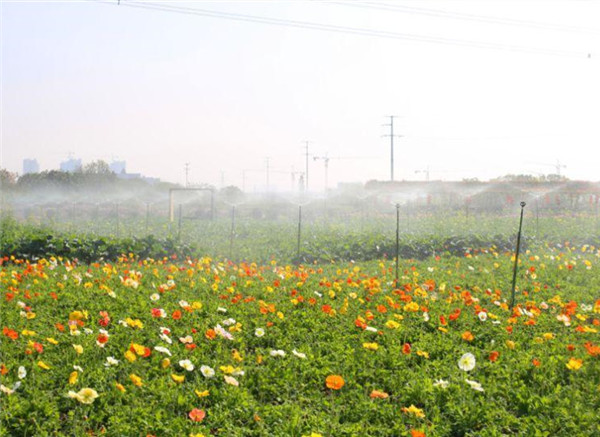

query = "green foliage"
[[0, 218, 197, 262], [1, 246, 599, 435]]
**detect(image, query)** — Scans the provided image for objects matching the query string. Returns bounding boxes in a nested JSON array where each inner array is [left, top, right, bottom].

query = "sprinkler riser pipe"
[[510, 202, 526, 309]]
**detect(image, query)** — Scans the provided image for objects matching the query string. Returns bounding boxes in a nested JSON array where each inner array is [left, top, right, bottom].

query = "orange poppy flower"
[[370, 390, 389, 399], [188, 408, 206, 422], [325, 375, 345, 390]]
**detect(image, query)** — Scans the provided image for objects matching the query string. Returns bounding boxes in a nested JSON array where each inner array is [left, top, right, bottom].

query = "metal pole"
[[395, 203, 400, 288], [178, 204, 182, 241], [229, 206, 235, 260], [510, 202, 526, 309], [169, 189, 175, 222], [304, 142, 310, 192], [297, 205, 302, 262], [390, 116, 394, 181]]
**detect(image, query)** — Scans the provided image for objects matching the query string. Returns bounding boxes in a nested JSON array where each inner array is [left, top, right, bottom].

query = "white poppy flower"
[[465, 379, 484, 392], [179, 359, 195, 371], [458, 353, 476, 372], [104, 357, 119, 367], [433, 379, 449, 389], [292, 349, 306, 359], [200, 365, 215, 378], [154, 346, 172, 356]]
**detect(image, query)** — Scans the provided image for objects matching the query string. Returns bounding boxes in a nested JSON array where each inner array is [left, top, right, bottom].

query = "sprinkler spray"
[[510, 201, 526, 309]]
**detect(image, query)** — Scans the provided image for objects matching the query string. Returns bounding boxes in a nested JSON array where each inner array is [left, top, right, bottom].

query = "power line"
[[97, 1, 591, 58], [324, 1, 600, 36]]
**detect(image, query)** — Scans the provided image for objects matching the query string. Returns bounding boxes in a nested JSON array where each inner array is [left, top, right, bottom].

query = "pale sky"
[[2, 0, 600, 191]]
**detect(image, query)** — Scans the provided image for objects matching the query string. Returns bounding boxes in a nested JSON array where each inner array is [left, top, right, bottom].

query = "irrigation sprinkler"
[[509, 201, 526, 310], [229, 206, 236, 260], [297, 205, 302, 263], [395, 203, 400, 288]]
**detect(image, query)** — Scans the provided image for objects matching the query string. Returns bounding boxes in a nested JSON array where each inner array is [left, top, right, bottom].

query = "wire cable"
[[96, 1, 591, 58], [324, 1, 600, 36]]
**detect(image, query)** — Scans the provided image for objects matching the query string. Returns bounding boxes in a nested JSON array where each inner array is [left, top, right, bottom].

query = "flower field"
[[1, 245, 600, 436]]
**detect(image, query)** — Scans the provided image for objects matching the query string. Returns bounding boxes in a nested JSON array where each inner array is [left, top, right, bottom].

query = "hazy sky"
[[2, 0, 599, 191]]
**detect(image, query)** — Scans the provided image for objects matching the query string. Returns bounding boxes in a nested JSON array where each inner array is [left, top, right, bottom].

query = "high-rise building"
[[23, 159, 40, 174], [110, 160, 126, 174], [59, 158, 82, 173]]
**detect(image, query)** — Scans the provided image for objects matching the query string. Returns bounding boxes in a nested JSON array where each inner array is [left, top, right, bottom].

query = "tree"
[[0, 169, 17, 188], [82, 160, 113, 175], [220, 185, 245, 205]]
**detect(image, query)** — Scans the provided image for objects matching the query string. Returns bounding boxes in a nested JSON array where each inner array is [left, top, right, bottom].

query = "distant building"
[[115, 172, 160, 185], [23, 159, 39, 174], [60, 158, 82, 173], [110, 160, 126, 174], [116, 172, 141, 180]]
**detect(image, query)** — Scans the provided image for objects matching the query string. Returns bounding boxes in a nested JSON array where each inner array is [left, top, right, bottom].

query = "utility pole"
[[184, 162, 190, 188], [382, 116, 402, 181], [303, 141, 311, 192]]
